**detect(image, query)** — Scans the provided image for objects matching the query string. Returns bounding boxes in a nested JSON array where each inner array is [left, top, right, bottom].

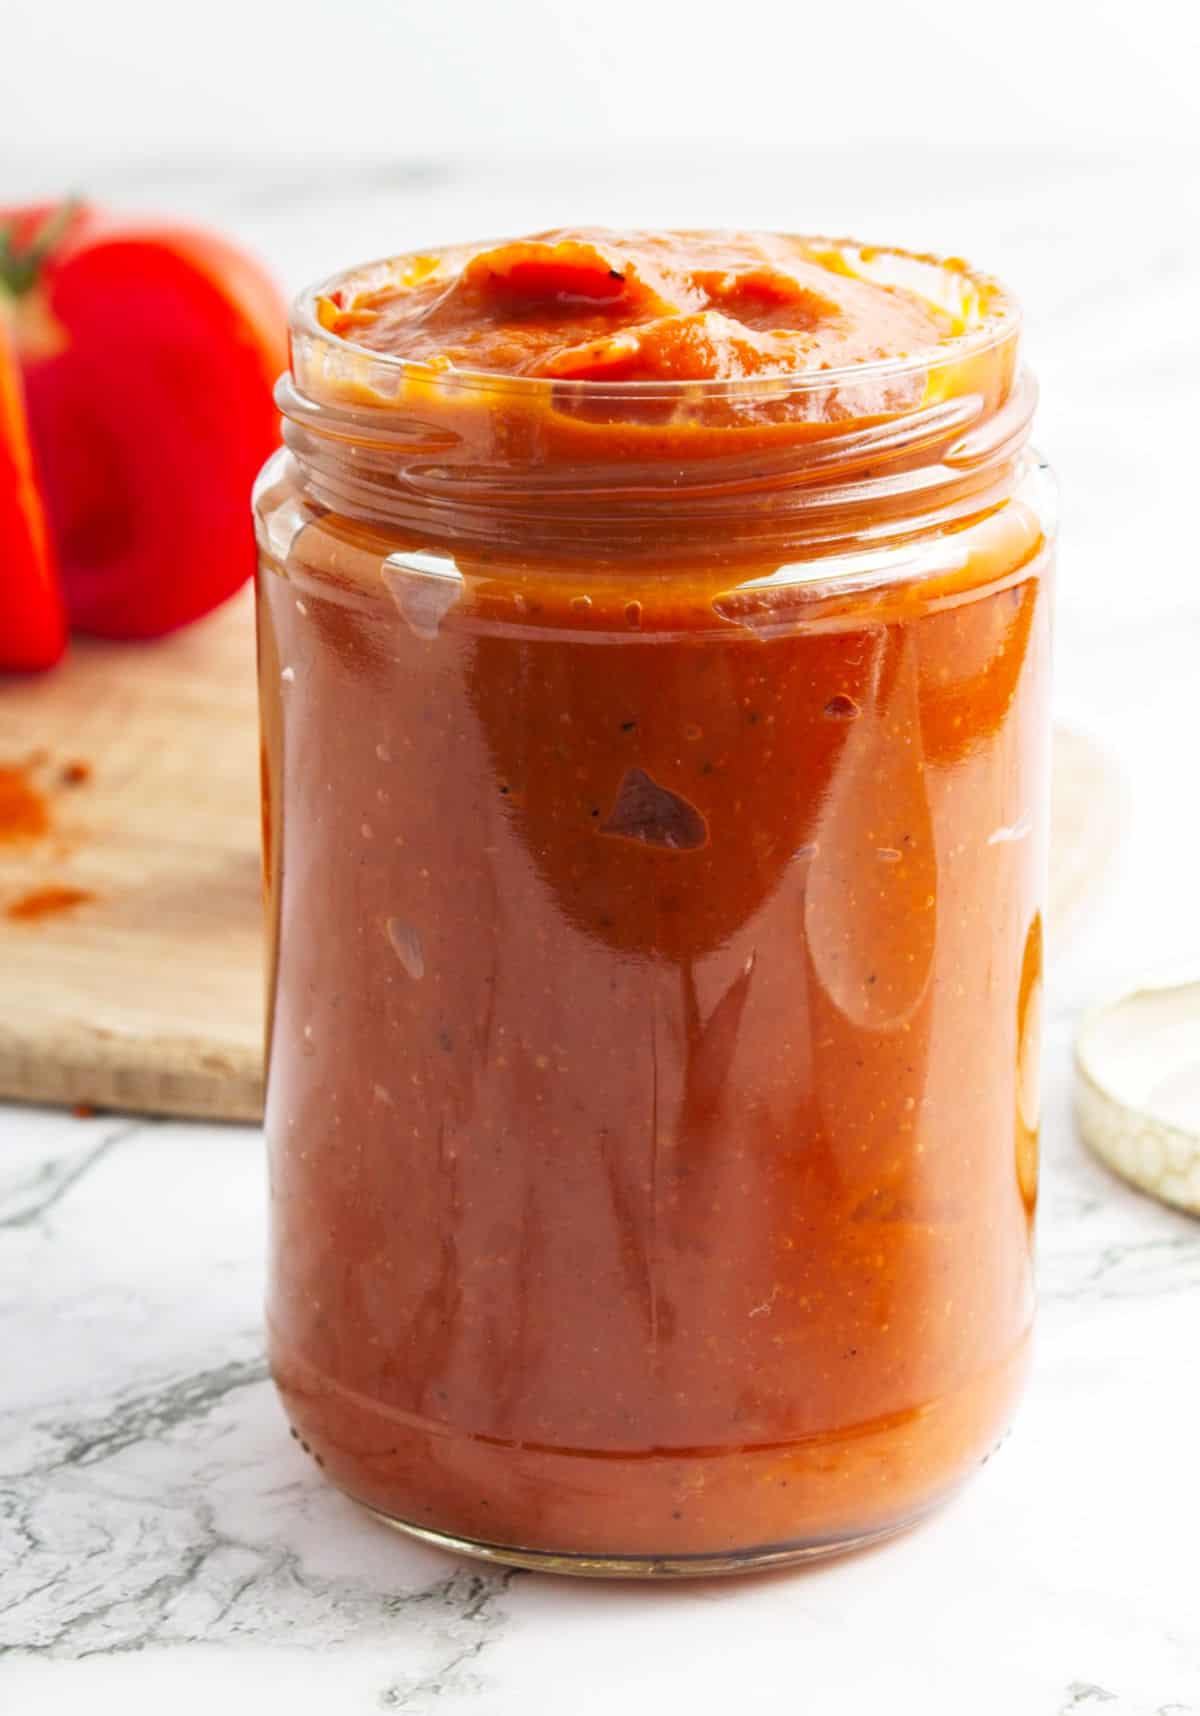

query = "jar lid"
[[1076, 979, 1200, 1214]]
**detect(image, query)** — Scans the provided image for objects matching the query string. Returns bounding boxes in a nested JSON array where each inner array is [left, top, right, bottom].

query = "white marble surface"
[[3, 147, 1200, 1712]]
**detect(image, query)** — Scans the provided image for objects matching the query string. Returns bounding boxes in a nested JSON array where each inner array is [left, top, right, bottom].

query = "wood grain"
[[0, 593, 1121, 1125], [0, 591, 263, 1122]]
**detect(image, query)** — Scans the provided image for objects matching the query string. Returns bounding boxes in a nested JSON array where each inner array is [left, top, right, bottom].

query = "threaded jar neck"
[[277, 241, 1030, 569]]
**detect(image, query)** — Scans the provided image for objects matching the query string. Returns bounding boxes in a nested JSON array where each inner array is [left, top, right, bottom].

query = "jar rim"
[[290, 233, 1021, 407]]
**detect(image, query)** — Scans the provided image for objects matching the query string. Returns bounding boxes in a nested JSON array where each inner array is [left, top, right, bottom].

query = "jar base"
[[357, 1498, 925, 1579], [271, 1329, 1031, 1577]]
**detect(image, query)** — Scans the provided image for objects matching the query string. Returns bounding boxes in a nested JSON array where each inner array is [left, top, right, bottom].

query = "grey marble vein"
[[0, 1121, 146, 1230], [1, 1354, 516, 1680], [1060, 1690, 1198, 1716], [376, 1571, 522, 1710], [15, 1355, 270, 1478]]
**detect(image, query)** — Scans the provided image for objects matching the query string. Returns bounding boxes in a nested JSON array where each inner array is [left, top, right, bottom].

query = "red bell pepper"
[[0, 307, 65, 671], [1, 201, 287, 641]]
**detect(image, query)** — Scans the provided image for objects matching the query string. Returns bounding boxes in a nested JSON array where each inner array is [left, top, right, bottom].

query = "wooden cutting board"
[[0, 591, 262, 1122], [0, 594, 1121, 1125]]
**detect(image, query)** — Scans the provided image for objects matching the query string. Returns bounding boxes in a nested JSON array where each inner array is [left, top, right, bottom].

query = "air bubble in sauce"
[[824, 694, 860, 720], [600, 767, 707, 851], [385, 918, 425, 979]]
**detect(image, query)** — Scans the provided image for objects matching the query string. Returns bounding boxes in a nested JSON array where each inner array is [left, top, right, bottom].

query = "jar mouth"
[[277, 235, 1030, 565], [290, 234, 1020, 409]]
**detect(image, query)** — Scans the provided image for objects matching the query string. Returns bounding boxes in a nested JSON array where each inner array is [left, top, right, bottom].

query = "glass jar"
[[254, 238, 1054, 1577]]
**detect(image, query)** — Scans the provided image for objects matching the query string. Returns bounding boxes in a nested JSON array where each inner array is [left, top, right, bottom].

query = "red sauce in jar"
[[258, 230, 1051, 1571]]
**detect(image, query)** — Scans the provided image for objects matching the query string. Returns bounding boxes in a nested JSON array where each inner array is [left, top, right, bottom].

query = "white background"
[[3, 0, 1199, 161]]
